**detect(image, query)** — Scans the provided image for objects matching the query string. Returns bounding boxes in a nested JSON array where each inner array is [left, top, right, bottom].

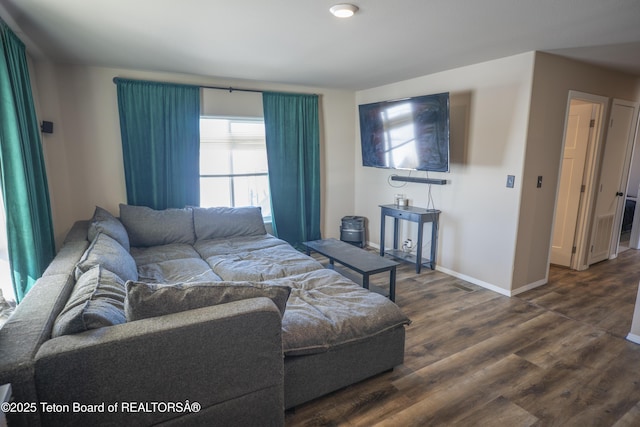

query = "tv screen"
[[359, 92, 450, 172]]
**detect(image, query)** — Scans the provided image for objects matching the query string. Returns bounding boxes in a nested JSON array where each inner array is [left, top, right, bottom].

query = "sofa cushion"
[[76, 233, 138, 282], [87, 206, 130, 251], [119, 204, 196, 247], [52, 265, 126, 337], [137, 258, 223, 284], [195, 235, 323, 281], [130, 243, 203, 266], [125, 280, 291, 321], [130, 243, 222, 283], [273, 269, 411, 356], [193, 206, 266, 241]]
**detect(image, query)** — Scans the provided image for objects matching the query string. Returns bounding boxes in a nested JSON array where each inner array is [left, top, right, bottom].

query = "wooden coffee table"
[[303, 238, 399, 301]]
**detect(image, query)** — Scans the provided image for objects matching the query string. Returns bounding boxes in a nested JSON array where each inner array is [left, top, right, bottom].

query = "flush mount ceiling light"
[[330, 3, 359, 18]]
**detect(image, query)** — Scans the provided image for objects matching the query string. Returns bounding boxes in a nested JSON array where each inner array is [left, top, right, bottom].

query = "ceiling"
[[2, 0, 640, 91]]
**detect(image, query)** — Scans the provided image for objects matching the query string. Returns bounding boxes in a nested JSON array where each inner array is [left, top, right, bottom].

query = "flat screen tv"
[[359, 92, 450, 172]]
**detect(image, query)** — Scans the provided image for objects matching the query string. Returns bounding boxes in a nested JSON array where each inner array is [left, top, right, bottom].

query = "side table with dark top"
[[303, 238, 400, 301], [379, 204, 441, 273]]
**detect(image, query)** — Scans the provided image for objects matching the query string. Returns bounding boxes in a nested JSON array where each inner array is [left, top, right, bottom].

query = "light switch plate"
[[506, 175, 515, 188]]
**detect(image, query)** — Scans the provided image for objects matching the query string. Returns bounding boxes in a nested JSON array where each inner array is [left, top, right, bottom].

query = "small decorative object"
[[395, 194, 406, 206]]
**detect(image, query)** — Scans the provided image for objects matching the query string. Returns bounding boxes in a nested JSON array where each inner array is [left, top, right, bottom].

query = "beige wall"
[[29, 53, 640, 309], [355, 53, 536, 295], [356, 52, 640, 296], [513, 52, 640, 293], [31, 63, 356, 247]]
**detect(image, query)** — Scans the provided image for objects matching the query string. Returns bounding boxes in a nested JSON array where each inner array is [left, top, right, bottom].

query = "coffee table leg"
[[390, 267, 396, 302], [363, 274, 369, 290]]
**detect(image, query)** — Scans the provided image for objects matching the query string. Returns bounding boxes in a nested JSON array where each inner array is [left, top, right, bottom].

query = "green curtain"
[[115, 78, 200, 209], [0, 20, 55, 302], [262, 92, 321, 249]]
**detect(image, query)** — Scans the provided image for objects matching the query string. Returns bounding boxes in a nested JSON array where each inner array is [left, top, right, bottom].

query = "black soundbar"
[[391, 176, 447, 185]]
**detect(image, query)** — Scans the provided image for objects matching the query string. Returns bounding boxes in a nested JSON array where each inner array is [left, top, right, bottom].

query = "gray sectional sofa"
[[0, 205, 409, 426]]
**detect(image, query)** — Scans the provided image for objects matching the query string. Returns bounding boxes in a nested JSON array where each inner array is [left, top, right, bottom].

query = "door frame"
[[550, 100, 596, 267], [627, 113, 640, 248], [553, 91, 609, 271], [607, 99, 640, 259]]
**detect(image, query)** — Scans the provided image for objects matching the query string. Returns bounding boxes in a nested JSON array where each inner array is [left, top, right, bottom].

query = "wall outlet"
[[506, 175, 515, 188]]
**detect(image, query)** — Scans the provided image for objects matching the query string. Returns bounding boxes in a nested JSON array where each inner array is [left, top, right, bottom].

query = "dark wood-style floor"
[[286, 247, 640, 426]]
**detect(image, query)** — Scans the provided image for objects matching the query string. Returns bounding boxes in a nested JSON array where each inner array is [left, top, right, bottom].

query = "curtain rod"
[[112, 77, 317, 95], [202, 84, 263, 94]]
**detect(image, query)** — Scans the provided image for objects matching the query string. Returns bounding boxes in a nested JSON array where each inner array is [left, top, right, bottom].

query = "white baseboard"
[[367, 242, 548, 297], [626, 333, 640, 345], [436, 266, 512, 296], [436, 267, 548, 297], [510, 278, 548, 296]]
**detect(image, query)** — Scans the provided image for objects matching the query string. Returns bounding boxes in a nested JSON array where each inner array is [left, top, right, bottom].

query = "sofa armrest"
[[33, 297, 284, 427]]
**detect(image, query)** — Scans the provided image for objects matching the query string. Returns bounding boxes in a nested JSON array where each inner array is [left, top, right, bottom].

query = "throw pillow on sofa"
[[120, 204, 196, 247], [192, 206, 266, 241], [76, 232, 138, 282], [52, 265, 126, 337], [125, 280, 291, 321], [87, 206, 130, 251]]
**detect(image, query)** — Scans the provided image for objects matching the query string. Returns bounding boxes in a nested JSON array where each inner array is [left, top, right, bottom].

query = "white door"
[[588, 99, 640, 265], [550, 101, 594, 266]]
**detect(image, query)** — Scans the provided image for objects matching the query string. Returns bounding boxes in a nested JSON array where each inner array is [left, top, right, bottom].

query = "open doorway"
[[551, 91, 608, 270], [589, 99, 640, 264], [551, 93, 640, 271], [618, 105, 640, 253]]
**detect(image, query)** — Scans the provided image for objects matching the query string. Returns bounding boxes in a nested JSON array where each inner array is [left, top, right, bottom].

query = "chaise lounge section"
[[0, 205, 410, 426]]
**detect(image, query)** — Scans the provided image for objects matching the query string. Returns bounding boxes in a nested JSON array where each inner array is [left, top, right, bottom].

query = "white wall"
[[355, 53, 536, 295], [30, 63, 356, 247]]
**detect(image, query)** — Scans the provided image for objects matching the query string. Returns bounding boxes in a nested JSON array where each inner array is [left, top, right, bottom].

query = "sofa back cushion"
[[125, 280, 291, 321], [87, 206, 130, 251], [75, 232, 138, 282], [193, 206, 266, 241], [120, 204, 196, 247], [52, 265, 127, 337]]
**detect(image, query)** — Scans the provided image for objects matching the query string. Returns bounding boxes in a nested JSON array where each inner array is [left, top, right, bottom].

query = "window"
[[199, 117, 271, 220], [0, 189, 14, 304]]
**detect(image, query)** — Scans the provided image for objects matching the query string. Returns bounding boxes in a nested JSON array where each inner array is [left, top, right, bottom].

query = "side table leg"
[[416, 221, 424, 274], [430, 220, 438, 270], [389, 267, 396, 302], [380, 214, 386, 256], [393, 218, 400, 251]]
